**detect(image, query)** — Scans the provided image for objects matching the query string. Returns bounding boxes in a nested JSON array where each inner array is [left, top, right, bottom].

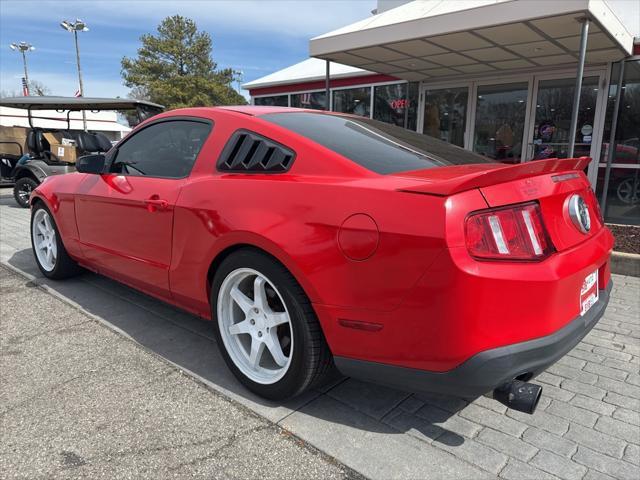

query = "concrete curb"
[[611, 251, 640, 277]]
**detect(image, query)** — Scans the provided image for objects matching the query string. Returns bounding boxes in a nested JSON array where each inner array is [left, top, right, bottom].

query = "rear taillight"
[[465, 202, 554, 261]]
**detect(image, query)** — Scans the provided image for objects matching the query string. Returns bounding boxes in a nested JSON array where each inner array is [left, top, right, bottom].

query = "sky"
[[0, 0, 376, 99]]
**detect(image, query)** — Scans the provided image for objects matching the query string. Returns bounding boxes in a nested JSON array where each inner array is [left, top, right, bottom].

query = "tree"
[[121, 15, 246, 109], [1, 80, 50, 97], [28, 80, 51, 96]]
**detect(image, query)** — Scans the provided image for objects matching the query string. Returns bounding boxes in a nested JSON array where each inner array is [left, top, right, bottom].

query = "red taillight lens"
[[465, 202, 554, 261]]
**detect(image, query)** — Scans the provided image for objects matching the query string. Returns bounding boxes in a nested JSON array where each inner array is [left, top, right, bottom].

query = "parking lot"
[[1, 188, 639, 479]]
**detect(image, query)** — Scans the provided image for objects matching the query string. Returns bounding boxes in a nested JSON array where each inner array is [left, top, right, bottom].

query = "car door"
[[75, 118, 212, 298]]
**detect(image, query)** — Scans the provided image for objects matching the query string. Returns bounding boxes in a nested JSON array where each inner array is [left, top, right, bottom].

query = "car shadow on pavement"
[[0, 193, 23, 209], [6, 247, 468, 446]]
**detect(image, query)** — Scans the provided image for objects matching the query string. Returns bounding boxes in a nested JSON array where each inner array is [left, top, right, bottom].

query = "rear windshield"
[[261, 112, 494, 174]]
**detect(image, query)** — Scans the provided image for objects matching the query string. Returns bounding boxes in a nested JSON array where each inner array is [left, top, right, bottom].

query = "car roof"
[[215, 105, 318, 116], [0, 96, 164, 111]]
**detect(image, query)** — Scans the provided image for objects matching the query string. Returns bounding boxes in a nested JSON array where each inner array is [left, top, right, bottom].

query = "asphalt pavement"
[[0, 265, 361, 479]]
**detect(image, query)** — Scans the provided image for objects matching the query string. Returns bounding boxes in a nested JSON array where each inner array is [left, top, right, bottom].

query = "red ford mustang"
[[30, 106, 612, 414]]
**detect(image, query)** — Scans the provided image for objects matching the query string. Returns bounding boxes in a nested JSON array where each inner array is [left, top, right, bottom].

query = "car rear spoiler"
[[396, 157, 592, 196]]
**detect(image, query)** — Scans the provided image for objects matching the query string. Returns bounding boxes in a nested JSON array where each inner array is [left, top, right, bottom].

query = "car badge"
[[568, 194, 591, 234]]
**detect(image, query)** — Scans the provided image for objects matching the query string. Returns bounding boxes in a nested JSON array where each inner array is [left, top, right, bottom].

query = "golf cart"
[[0, 96, 163, 207]]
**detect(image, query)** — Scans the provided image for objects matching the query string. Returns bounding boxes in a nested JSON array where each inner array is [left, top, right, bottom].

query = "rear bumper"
[[334, 281, 611, 398]]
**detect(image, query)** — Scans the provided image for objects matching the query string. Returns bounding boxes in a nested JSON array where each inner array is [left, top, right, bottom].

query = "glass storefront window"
[[373, 82, 418, 130], [254, 95, 288, 107], [530, 76, 598, 160], [332, 87, 371, 117], [291, 91, 326, 110], [473, 82, 528, 164], [597, 60, 640, 226], [423, 87, 467, 147], [596, 167, 639, 225]]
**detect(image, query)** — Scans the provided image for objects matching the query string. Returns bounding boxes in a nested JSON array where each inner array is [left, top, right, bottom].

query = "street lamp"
[[9, 42, 35, 95], [60, 19, 89, 130]]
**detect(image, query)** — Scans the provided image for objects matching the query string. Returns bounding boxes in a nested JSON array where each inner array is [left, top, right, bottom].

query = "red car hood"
[[394, 157, 592, 197]]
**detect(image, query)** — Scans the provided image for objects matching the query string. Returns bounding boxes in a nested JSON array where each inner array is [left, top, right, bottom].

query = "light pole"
[[235, 70, 244, 94], [9, 42, 35, 95], [60, 19, 89, 130]]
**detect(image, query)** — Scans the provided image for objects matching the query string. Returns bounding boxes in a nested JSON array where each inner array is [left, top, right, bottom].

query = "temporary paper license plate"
[[580, 270, 599, 316]]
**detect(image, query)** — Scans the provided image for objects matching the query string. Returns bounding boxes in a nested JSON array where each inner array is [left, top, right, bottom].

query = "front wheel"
[[211, 249, 332, 400], [31, 204, 82, 279], [14, 177, 39, 208]]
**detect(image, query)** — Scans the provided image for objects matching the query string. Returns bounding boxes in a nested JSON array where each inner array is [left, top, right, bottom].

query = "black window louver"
[[217, 130, 295, 173]]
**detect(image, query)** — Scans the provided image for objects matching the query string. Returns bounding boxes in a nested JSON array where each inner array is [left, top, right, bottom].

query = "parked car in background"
[[0, 96, 163, 207], [29, 106, 613, 414]]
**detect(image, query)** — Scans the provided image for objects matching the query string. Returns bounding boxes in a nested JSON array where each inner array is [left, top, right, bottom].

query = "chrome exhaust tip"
[[493, 380, 543, 415]]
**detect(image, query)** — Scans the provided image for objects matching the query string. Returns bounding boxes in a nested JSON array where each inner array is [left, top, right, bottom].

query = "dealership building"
[[244, 0, 640, 226]]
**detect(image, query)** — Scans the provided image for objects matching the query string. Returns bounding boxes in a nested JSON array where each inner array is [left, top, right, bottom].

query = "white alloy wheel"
[[217, 268, 294, 384], [32, 208, 57, 272]]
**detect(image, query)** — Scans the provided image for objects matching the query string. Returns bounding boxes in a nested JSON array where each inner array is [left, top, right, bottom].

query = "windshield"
[[261, 112, 494, 174]]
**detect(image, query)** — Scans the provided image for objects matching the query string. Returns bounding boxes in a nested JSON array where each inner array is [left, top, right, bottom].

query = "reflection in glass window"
[[423, 87, 468, 147], [473, 82, 528, 164], [332, 87, 371, 117], [532, 77, 598, 160], [254, 95, 288, 107], [600, 60, 640, 166], [596, 167, 639, 225], [597, 60, 640, 226], [290, 91, 327, 110], [373, 82, 418, 130]]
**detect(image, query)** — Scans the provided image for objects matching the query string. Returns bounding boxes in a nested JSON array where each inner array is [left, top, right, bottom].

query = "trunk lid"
[[396, 157, 604, 252]]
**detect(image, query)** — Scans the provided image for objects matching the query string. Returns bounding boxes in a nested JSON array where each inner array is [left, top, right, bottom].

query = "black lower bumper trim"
[[334, 282, 611, 398]]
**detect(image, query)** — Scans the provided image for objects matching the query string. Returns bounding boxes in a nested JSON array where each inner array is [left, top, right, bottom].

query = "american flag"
[[74, 89, 82, 97], [21, 77, 29, 96]]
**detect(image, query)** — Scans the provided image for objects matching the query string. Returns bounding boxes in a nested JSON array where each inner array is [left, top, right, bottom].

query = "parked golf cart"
[[0, 96, 163, 207]]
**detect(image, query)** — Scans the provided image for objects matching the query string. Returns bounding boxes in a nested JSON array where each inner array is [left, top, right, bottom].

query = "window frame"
[[107, 116, 214, 180]]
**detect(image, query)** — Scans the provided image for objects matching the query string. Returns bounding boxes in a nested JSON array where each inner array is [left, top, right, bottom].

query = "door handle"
[[144, 196, 168, 212]]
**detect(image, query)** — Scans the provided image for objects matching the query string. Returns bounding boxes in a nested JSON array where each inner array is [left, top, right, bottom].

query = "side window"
[[111, 120, 212, 178]]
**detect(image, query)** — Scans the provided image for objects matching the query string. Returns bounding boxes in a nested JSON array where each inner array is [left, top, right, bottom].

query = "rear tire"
[[30, 203, 82, 279], [14, 177, 38, 208], [211, 248, 332, 400]]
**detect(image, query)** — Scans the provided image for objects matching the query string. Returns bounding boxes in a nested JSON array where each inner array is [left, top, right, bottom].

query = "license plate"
[[580, 270, 599, 316]]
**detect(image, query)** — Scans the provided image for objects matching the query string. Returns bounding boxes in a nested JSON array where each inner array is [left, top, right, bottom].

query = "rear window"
[[261, 112, 494, 174]]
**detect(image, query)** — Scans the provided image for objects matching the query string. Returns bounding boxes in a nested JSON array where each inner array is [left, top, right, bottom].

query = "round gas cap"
[[338, 214, 379, 261]]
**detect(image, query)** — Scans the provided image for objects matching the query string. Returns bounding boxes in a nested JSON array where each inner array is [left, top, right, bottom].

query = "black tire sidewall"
[[211, 250, 315, 399], [14, 177, 38, 208]]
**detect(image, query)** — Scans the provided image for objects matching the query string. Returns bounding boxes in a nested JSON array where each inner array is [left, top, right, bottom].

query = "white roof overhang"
[[310, 0, 635, 82], [242, 58, 373, 90]]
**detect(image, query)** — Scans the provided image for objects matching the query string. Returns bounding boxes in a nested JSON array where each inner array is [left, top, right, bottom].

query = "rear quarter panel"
[[167, 111, 449, 318]]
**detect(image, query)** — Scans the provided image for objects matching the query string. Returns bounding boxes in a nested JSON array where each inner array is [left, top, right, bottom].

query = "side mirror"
[[75, 154, 106, 174]]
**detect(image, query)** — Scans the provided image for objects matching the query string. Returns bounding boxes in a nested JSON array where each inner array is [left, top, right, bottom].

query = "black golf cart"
[[0, 96, 163, 207]]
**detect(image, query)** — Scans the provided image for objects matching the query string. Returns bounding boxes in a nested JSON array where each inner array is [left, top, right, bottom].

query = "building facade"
[[244, 0, 639, 226]]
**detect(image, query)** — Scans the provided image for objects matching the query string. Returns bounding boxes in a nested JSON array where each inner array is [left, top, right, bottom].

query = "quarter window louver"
[[218, 130, 295, 173]]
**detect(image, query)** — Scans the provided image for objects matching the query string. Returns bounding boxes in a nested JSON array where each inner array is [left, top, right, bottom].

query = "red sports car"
[[29, 106, 613, 414]]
